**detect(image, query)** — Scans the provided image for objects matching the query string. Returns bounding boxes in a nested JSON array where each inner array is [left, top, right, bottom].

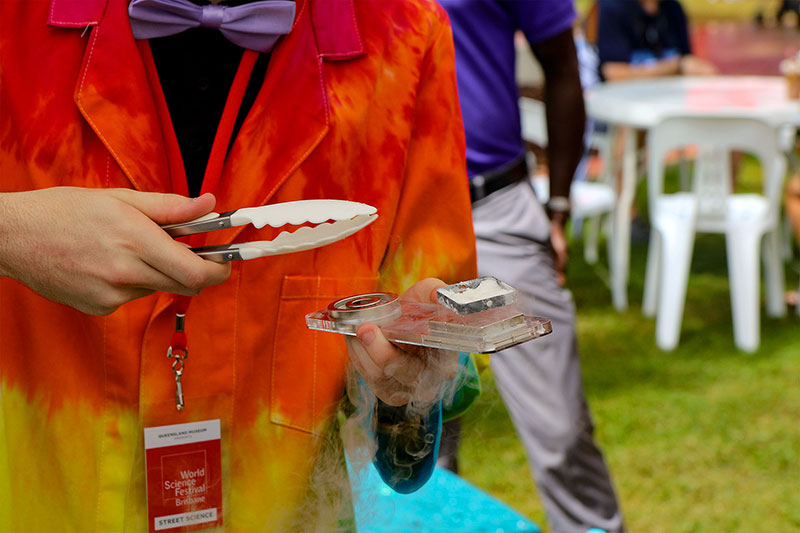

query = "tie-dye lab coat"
[[0, 0, 477, 530]]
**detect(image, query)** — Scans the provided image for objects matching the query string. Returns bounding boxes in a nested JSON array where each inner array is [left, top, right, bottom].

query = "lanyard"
[[140, 42, 260, 410]]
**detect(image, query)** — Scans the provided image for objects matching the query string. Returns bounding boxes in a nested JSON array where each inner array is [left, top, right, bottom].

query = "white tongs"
[[161, 200, 378, 262]]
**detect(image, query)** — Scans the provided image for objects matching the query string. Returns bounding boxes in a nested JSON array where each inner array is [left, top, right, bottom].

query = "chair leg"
[[762, 229, 786, 318], [610, 127, 637, 312], [726, 229, 761, 352], [642, 228, 660, 317], [609, 212, 630, 312], [655, 220, 695, 351], [781, 213, 794, 261]]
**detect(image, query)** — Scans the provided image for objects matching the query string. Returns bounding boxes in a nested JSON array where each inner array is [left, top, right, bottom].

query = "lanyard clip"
[[167, 314, 188, 411]]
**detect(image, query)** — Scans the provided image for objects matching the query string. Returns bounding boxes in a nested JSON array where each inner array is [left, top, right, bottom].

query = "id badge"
[[144, 420, 223, 532]]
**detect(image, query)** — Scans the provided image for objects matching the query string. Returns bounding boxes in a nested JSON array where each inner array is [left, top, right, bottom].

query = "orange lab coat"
[[0, 0, 477, 530]]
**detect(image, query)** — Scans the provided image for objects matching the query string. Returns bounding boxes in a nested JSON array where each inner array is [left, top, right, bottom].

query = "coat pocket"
[[270, 275, 379, 435]]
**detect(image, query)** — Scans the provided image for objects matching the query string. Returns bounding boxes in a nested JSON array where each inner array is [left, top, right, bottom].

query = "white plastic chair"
[[519, 97, 617, 278], [642, 116, 787, 352]]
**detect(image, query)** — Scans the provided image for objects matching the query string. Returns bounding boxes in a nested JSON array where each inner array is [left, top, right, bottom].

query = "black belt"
[[469, 156, 529, 204]]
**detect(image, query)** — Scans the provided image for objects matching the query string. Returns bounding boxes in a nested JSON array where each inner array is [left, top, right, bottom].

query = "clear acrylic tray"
[[305, 277, 552, 354]]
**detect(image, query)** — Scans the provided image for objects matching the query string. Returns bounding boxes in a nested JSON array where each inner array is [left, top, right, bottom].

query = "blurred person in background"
[[436, 1, 625, 532], [597, 0, 717, 82]]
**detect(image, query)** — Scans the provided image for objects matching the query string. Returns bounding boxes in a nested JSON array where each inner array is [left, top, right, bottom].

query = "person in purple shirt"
[[436, 1, 624, 532]]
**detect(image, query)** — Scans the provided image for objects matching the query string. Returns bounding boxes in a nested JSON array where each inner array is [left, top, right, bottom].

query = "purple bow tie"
[[128, 0, 295, 53]]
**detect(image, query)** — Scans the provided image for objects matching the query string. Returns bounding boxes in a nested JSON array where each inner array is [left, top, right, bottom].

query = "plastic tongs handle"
[[160, 201, 379, 261], [161, 211, 237, 238], [161, 201, 377, 238]]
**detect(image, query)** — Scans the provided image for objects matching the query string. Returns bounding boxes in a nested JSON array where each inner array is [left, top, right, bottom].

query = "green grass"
[[458, 160, 800, 531]]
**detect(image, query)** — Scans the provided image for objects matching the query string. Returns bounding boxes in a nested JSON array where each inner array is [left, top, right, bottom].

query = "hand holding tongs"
[[161, 200, 378, 261]]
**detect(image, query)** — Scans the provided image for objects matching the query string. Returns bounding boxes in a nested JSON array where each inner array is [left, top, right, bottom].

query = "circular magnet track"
[[328, 292, 401, 322]]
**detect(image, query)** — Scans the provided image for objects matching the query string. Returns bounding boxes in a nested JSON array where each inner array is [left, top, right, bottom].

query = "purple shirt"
[[439, 0, 576, 177]]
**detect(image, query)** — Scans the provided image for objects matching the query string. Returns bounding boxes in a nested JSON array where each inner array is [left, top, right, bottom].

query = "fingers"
[[109, 190, 232, 291], [347, 322, 459, 406], [76, 253, 225, 316], [345, 333, 413, 406], [128, 256, 228, 296], [345, 279, 461, 405], [399, 277, 447, 304], [138, 227, 232, 291], [79, 287, 156, 316], [357, 324, 428, 387], [109, 189, 218, 225]]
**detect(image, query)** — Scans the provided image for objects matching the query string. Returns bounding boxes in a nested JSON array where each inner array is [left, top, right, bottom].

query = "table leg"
[[610, 127, 636, 311]]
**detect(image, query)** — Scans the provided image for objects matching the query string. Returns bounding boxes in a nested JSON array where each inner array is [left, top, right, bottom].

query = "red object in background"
[[692, 21, 800, 75]]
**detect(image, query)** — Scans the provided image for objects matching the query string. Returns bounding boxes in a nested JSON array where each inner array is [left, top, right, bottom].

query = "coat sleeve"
[[370, 9, 479, 494], [375, 10, 477, 296]]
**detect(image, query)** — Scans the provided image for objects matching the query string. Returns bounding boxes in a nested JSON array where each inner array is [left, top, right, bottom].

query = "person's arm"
[[601, 57, 680, 81], [0, 187, 230, 315], [346, 279, 459, 407], [346, 9, 478, 492], [602, 54, 716, 81], [530, 28, 586, 284], [510, 0, 581, 282], [531, 29, 585, 203], [671, 2, 717, 76]]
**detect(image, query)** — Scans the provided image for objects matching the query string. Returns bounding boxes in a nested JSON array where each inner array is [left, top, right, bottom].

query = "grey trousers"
[[471, 180, 623, 533]]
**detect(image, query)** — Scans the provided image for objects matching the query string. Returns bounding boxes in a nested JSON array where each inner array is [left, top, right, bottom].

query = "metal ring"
[[327, 292, 401, 322]]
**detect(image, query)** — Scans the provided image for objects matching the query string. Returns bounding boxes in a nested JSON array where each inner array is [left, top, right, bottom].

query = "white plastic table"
[[585, 76, 800, 311]]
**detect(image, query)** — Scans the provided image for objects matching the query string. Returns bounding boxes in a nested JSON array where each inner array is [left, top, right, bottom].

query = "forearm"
[[0, 187, 229, 314], [543, 75, 585, 198], [534, 30, 586, 199], [601, 57, 681, 81], [0, 192, 20, 278]]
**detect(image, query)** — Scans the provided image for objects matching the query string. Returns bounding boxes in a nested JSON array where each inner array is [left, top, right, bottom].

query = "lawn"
[[457, 159, 800, 531]]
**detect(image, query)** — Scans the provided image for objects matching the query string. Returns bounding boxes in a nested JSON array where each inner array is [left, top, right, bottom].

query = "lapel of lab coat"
[[48, 0, 368, 325], [48, 0, 366, 234]]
